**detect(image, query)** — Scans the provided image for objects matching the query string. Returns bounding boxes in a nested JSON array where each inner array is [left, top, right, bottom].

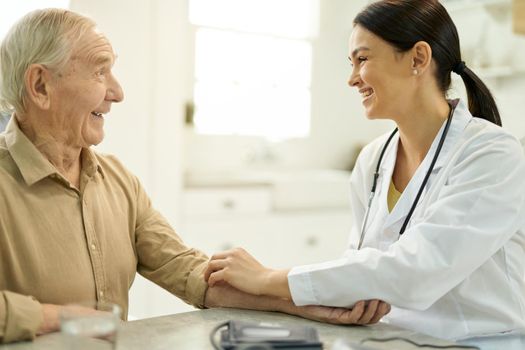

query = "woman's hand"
[[204, 247, 290, 298]]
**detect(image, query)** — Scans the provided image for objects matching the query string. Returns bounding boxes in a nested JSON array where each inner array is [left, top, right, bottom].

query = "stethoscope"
[[357, 102, 456, 250]]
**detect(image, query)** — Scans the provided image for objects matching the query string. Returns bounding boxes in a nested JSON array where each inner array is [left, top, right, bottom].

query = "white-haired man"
[[0, 9, 390, 343]]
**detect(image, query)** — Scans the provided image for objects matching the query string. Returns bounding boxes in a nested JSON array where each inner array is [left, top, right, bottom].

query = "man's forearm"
[[203, 283, 316, 321], [204, 283, 288, 312]]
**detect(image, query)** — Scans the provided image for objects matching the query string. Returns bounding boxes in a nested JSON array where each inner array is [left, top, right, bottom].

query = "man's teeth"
[[361, 89, 373, 98]]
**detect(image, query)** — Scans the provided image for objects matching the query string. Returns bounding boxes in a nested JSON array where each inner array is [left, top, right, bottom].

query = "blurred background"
[[1, 0, 524, 319]]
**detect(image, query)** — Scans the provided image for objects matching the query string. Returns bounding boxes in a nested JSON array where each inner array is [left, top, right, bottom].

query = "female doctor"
[[204, 0, 525, 340]]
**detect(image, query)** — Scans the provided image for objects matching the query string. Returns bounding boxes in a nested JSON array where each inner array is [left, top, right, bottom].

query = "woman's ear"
[[411, 41, 432, 76], [24, 64, 53, 110]]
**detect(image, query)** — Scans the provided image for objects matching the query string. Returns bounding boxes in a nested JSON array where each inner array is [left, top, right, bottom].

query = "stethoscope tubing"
[[357, 103, 455, 250]]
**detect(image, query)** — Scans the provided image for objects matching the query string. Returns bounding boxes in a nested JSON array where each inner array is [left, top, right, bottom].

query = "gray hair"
[[0, 8, 96, 114]]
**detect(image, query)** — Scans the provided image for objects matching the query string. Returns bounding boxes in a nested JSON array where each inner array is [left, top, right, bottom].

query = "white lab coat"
[[288, 100, 525, 340]]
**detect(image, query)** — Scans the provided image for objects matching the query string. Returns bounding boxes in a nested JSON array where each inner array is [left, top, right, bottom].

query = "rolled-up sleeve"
[[0, 291, 43, 343], [133, 179, 209, 308]]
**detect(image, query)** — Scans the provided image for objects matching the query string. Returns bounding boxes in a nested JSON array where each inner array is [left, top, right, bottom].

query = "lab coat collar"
[[382, 99, 472, 230]]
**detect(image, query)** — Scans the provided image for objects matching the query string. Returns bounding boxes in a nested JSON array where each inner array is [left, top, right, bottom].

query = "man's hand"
[[37, 303, 106, 336], [282, 299, 391, 325], [37, 304, 61, 335]]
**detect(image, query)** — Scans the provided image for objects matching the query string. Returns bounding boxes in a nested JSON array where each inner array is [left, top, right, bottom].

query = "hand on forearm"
[[204, 247, 291, 298]]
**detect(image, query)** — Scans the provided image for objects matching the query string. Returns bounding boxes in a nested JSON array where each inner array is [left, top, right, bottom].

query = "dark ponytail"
[[353, 0, 501, 126], [459, 66, 501, 126]]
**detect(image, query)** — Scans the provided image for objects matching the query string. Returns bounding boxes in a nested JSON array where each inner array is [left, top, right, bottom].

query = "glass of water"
[[60, 301, 122, 350]]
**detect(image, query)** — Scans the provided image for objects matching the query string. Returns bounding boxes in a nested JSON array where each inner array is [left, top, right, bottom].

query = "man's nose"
[[107, 74, 124, 103]]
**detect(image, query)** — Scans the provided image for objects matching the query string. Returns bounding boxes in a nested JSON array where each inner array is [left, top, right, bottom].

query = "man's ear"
[[410, 41, 432, 76], [24, 64, 53, 110]]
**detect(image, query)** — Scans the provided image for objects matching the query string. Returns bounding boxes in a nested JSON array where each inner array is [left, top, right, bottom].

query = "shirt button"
[[99, 291, 104, 297], [91, 244, 96, 250]]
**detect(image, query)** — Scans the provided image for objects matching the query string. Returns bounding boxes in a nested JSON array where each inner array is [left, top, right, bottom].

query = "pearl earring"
[[413, 69, 418, 75]]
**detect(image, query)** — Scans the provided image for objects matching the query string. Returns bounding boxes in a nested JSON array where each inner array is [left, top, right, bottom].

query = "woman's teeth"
[[91, 112, 103, 117]]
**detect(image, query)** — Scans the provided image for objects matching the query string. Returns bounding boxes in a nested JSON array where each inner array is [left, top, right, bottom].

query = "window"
[[0, 1, 69, 40], [189, 0, 320, 140]]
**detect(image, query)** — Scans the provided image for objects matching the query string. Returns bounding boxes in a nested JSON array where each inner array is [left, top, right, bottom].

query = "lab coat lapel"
[[359, 134, 398, 249], [377, 133, 408, 237], [431, 99, 471, 172]]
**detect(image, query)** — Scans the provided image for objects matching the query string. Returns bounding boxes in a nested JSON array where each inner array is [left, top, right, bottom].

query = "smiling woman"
[[204, 0, 525, 341]]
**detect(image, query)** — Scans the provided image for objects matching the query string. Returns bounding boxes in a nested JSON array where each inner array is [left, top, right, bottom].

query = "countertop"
[[0, 308, 475, 350]]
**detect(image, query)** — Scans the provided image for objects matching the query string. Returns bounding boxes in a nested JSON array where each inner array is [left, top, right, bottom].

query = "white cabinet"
[[180, 186, 352, 269], [183, 187, 271, 217]]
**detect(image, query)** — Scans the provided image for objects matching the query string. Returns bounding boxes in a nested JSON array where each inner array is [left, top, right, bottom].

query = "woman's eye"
[[348, 56, 368, 68]]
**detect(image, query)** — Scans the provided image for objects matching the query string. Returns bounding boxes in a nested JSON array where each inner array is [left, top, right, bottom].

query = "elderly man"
[[0, 9, 390, 343]]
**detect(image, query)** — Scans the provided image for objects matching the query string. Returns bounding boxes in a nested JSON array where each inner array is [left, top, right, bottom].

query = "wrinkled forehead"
[[71, 29, 116, 65]]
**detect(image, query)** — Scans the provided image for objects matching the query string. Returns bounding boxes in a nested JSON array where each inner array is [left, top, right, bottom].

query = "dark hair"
[[353, 0, 501, 126]]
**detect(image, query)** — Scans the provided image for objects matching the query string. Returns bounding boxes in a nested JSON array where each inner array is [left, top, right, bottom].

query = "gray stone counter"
[[0, 308, 470, 349]]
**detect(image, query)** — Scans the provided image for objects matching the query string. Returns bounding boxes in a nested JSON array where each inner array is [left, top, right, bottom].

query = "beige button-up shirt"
[[0, 118, 209, 343]]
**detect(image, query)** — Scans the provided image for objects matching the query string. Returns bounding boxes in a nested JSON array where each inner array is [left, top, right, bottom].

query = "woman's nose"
[[348, 70, 361, 88]]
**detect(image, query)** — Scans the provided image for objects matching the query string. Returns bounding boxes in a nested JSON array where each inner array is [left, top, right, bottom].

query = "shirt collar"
[[5, 116, 104, 186], [82, 147, 105, 179]]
